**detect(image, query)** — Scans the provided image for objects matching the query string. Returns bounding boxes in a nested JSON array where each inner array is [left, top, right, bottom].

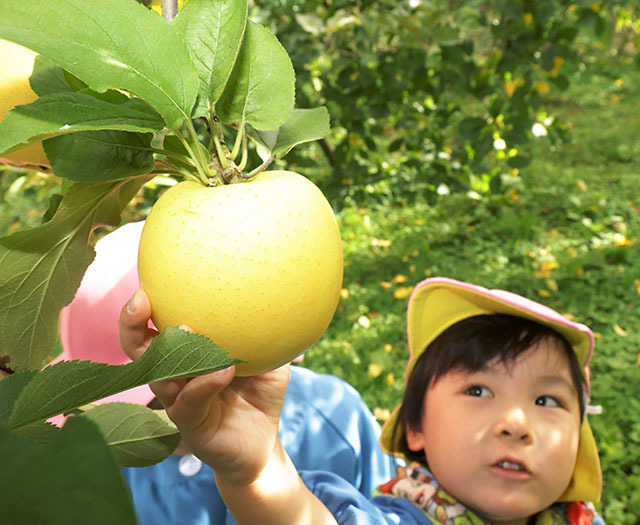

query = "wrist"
[[215, 439, 337, 525]]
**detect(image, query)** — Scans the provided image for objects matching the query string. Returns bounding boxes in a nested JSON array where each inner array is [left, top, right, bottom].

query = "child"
[[120, 277, 604, 524]]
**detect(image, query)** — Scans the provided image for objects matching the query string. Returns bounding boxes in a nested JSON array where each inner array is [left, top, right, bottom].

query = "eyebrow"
[[465, 366, 577, 393], [535, 374, 577, 393]]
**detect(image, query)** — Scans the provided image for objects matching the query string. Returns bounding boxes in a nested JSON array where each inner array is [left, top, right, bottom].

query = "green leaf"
[[0, 0, 199, 128], [29, 55, 88, 97], [173, 0, 248, 117], [0, 370, 37, 424], [81, 403, 180, 467], [29, 56, 76, 96], [7, 327, 242, 430], [507, 154, 531, 169], [14, 421, 60, 444], [0, 92, 164, 155], [252, 107, 330, 162], [44, 131, 155, 182], [42, 194, 64, 224], [216, 21, 295, 130], [0, 417, 138, 525], [0, 177, 149, 371]]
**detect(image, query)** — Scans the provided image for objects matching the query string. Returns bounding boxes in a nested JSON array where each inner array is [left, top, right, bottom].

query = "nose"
[[493, 406, 532, 443]]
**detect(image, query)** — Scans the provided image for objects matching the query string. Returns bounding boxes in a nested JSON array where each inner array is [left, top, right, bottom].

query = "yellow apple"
[[138, 171, 343, 376], [0, 38, 49, 170]]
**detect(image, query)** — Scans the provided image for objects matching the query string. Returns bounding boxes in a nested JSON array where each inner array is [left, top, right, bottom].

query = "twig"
[[162, 0, 178, 21], [240, 155, 276, 180]]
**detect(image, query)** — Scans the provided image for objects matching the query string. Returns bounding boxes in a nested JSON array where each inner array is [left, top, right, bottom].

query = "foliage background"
[[1, 0, 638, 522]]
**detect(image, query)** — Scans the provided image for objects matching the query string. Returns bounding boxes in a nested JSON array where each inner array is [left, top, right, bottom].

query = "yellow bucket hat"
[[379, 277, 602, 503]]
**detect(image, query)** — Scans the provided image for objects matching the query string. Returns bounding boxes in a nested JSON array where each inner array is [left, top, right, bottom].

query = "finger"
[[118, 289, 158, 360], [166, 366, 236, 431], [149, 377, 189, 408]]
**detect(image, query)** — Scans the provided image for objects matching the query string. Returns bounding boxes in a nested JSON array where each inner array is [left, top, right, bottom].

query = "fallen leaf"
[[394, 286, 414, 299], [374, 407, 391, 422], [613, 324, 628, 337], [385, 373, 395, 387], [368, 363, 383, 378]]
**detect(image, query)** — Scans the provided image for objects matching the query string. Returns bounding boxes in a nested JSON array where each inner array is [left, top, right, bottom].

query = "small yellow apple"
[[0, 38, 49, 170], [138, 171, 343, 376]]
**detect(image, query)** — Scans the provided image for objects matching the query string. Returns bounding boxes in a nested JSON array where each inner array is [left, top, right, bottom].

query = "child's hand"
[[118, 289, 291, 486]]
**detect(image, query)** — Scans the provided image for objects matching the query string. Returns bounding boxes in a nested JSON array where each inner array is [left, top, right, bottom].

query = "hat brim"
[[380, 277, 601, 502]]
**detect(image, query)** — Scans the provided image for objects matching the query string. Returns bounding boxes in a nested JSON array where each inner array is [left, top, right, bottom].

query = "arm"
[[119, 290, 338, 525]]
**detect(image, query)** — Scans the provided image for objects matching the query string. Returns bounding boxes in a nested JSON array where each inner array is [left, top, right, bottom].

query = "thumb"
[[119, 289, 158, 360]]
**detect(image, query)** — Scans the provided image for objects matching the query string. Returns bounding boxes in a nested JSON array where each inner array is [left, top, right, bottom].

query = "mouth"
[[492, 458, 531, 476]]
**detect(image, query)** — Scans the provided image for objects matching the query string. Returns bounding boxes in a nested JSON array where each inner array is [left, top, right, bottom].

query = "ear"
[[405, 423, 427, 452]]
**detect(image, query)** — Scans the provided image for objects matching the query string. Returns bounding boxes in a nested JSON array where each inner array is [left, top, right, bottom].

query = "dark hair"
[[392, 314, 587, 464]]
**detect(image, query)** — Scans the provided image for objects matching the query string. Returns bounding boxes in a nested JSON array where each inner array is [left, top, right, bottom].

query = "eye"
[[536, 395, 562, 408], [465, 385, 492, 398]]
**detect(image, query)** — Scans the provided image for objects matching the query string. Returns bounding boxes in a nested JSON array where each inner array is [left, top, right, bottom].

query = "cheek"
[[541, 419, 581, 486], [422, 402, 478, 469]]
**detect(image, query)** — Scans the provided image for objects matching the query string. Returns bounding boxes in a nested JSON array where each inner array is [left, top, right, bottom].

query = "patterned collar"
[[374, 463, 599, 524]]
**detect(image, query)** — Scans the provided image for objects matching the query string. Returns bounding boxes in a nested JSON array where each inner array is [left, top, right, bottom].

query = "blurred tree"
[[252, 0, 638, 205]]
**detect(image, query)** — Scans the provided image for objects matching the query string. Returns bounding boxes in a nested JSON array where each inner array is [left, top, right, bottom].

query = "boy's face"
[[406, 339, 581, 524]]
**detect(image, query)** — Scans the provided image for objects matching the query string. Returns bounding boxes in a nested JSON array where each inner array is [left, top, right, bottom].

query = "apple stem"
[[149, 147, 196, 168], [161, 0, 178, 21], [229, 119, 245, 162], [212, 130, 229, 171], [210, 115, 233, 172], [174, 130, 211, 185], [240, 155, 276, 180], [237, 132, 249, 172]]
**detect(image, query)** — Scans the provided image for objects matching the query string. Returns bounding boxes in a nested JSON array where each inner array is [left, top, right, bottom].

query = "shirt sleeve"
[[282, 366, 398, 496], [300, 470, 432, 525]]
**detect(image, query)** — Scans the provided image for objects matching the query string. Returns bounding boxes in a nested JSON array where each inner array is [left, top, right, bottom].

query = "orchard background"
[[1, 0, 639, 522]]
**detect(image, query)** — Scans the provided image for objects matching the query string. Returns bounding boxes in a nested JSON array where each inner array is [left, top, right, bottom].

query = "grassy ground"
[[1, 56, 638, 522], [302, 58, 640, 522]]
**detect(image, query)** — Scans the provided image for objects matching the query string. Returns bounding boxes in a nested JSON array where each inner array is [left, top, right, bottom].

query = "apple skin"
[[138, 171, 344, 376], [0, 38, 49, 170]]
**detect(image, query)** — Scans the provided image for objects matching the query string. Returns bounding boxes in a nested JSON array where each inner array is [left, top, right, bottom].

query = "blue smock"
[[300, 471, 607, 525], [302, 470, 430, 524], [122, 365, 397, 525]]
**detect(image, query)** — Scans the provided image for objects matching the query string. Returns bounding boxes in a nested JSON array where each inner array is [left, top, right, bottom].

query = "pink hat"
[[54, 221, 154, 407]]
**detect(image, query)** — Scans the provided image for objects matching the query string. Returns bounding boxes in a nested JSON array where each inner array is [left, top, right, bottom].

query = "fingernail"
[[127, 290, 141, 314]]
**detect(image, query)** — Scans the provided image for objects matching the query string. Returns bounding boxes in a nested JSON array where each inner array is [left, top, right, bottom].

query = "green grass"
[[303, 59, 640, 522]]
